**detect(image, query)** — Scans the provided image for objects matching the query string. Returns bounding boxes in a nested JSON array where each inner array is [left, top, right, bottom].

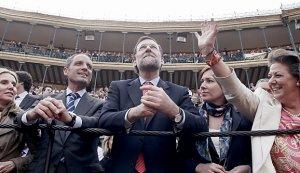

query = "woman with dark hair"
[[195, 22, 300, 173], [0, 67, 34, 173], [189, 67, 252, 173]]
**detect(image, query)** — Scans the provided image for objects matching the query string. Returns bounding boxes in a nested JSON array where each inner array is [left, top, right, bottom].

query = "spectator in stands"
[[41, 85, 53, 96], [181, 67, 252, 173], [195, 22, 300, 173], [46, 41, 54, 56], [0, 67, 35, 173], [99, 36, 207, 173], [15, 71, 39, 110], [17, 53, 104, 173], [58, 44, 65, 53], [255, 78, 271, 93]]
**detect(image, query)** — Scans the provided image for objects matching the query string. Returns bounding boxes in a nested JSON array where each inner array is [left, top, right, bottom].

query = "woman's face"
[[268, 62, 299, 103], [198, 69, 225, 105], [0, 73, 17, 107]]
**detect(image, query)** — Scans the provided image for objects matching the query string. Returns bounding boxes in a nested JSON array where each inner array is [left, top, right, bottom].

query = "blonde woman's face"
[[0, 73, 17, 106]]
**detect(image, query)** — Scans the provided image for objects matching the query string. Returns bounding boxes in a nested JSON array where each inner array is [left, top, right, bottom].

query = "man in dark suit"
[[18, 53, 103, 173], [15, 71, 38, 110], [99, 36, 207, 173]]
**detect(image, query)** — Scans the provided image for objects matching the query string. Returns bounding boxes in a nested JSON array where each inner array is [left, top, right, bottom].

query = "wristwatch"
[[174, 108, 184, 124], [65, 112, 76, 127]]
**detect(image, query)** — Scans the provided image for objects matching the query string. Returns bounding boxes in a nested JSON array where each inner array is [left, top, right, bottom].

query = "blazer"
[[99, 78, 207, 173], [178, 106, 252, 172], [17, 91, 103, 173], [0, 107, 36, 173], [215, 71, 282, 173], [19, 94, 39, 111]]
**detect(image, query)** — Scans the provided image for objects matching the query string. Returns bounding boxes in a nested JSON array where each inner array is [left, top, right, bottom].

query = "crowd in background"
[[1, 39, 298, 64]]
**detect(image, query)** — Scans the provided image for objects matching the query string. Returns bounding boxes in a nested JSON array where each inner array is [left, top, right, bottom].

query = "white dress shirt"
[[15, 91, 28, 107]]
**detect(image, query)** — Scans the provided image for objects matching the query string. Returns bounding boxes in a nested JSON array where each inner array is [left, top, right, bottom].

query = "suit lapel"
[[128, 78, 142, 107], [231, 110, 241, 131], [145, 79, 170, 128], [74, 93, 94, 116], [19, 95, 27, 109]]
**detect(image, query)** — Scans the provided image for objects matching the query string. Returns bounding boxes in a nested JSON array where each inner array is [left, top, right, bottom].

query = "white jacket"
[[215, 71, 281, 173]]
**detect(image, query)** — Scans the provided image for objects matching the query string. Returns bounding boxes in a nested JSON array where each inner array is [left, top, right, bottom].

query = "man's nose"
[[145, 45, 152, 52], [81, 63, 88, 70]]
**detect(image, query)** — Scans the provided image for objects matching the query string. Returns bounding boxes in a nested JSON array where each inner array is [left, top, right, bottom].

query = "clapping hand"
[[140, 85, 179, 119]]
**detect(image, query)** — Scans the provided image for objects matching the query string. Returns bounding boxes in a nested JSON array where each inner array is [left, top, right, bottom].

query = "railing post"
[[44, 122, 55, 173]]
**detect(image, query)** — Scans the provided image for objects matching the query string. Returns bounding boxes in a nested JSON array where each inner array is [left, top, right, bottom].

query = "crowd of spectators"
[[29, 83, 109, 101], [2, 39, 296, 63]]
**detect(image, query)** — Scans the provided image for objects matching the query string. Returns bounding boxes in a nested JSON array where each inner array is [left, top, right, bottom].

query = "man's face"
[[134, 39, 163, 72], [63, 54, 93, 88], [16, 82, 24, 94], [43, 87, 53, 95]]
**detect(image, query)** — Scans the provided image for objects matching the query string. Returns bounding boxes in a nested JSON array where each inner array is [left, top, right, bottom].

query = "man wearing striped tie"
[[99, 36, 207, 173], [17, 53, 104, 173]]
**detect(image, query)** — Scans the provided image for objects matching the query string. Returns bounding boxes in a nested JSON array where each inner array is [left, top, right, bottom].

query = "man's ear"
[[63, 67, 68, 76]]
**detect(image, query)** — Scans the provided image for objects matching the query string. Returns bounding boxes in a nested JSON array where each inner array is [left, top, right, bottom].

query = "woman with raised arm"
[[194, 22, 300, 173]]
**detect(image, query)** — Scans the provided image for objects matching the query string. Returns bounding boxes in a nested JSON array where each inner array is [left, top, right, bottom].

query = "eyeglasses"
[[137, 44, 159, 51]]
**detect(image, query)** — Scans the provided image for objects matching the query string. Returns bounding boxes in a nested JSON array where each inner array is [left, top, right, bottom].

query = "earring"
[[297, 82, 300, 86]]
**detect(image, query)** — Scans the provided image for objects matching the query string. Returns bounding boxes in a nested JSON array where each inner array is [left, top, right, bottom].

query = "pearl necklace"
[[282, 107, 300, 117]]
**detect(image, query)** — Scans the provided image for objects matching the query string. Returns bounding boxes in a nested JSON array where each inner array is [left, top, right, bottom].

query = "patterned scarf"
[[196, 102, 233, 163]]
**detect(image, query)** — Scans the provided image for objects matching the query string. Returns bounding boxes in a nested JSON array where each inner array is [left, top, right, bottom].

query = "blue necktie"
[[66, 93, 80, 112], [61, 93, 80, 142]]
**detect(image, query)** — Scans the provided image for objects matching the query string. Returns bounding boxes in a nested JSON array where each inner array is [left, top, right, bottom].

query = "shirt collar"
[[66, 88, 86, 98], [139, 76, 160, 86], [17, 91, 28, 99]]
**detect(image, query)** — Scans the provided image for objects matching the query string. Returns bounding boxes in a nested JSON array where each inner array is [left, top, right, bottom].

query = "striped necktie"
[[66, 93, 80, 112]]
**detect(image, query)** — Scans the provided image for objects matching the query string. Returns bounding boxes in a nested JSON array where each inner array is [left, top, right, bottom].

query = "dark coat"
[[19, 94, 39, 111], [178, 106, 252, 172], [16, 91, 103, 173], [99, 78, 207, 173]]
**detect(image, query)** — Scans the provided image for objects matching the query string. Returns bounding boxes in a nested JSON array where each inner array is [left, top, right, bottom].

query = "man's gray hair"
[[65, 53, 91, 67]]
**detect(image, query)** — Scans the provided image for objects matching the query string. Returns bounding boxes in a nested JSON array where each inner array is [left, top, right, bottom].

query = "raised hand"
[[194, 21, 218, 56]]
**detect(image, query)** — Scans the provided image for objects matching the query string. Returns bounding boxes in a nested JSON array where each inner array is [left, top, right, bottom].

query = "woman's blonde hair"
[[0, 67, 18, 83]]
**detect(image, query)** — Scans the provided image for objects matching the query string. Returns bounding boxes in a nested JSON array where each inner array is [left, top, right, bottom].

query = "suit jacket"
[[178, 106, 252, 172], [215, 71, 281, 173], [99, 78, 207, 173], [18, 91, 103, 173], [19, 94, 39, 110]]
